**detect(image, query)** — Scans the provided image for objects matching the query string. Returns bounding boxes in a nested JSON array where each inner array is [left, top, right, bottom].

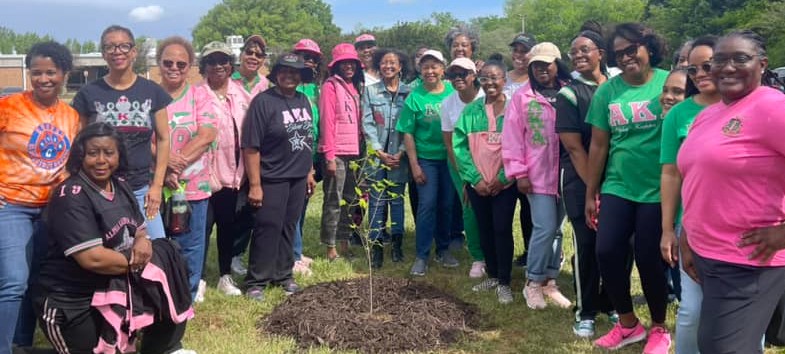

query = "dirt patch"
[[263, 276, 480, 353]]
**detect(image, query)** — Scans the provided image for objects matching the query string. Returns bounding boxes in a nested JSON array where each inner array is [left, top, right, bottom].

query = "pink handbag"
[[468, 104, 509, 186]]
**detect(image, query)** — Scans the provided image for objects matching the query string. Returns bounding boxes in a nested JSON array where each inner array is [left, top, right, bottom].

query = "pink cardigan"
[[501, 82, 560, 195], [318, 75, 361, 161]]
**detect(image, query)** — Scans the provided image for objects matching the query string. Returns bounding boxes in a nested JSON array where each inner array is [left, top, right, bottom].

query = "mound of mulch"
[[263, 276, 480, 353]]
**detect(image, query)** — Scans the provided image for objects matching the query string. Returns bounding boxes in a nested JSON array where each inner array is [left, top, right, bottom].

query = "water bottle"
[[168, 189, 190, 234]]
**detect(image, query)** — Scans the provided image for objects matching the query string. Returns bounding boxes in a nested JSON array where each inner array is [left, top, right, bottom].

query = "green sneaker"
[[573, 319, 595, 338]]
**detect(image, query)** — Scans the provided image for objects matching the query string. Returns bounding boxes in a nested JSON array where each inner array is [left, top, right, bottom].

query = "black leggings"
[[204, 187, 253, 276], [518, 192, 533, 253], [466, 185, 517, 285], [595, 194, 668, 323]]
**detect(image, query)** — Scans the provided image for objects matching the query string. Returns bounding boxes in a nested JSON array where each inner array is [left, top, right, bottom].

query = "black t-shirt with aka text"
[[71, 77, 171, 189], [38, 173, 145, 298], [241, 88, 314, 181]]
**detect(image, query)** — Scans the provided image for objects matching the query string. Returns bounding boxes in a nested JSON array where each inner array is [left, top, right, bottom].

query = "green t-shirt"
[[396, 83, 455, 160], [586, 68, 668, 203], [296, 83, 320, 149], [659, 96, 706, 223]]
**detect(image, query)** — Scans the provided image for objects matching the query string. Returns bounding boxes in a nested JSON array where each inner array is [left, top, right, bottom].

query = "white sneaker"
[[231, 256, 247, 275], [543, 279, 572, 308], [194, 279, 206, 303], [293, 260, 313, 276], [170, 350, 197, 354], [217, 275, 242, 296]]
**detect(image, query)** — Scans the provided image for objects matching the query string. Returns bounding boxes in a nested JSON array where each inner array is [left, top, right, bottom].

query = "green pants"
[[448, 164, 484, 262]]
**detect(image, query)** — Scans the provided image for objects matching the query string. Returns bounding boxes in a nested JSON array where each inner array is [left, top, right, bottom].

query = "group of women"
[[0, 19, 784, 354]]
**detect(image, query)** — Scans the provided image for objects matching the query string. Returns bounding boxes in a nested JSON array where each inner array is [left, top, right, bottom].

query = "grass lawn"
[[186, 186, 684, 354]]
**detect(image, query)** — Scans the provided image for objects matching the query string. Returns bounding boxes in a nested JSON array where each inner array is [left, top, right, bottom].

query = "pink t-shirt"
[[678, 86, 785, 266], [167, 84, 218, 201]]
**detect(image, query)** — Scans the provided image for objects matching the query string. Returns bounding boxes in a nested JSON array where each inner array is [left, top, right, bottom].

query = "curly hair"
[[156, 36, 195, 64], [66, 122, 129, 176], [372, 48, 411, 81], [25, 41, 73, 72], [444, 24, 479, 58], [607, 23, 668, 68]]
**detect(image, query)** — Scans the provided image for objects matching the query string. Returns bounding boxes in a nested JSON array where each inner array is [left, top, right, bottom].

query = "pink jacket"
[[501, 82, 560, 195], [318, 75, 361, 161], [197, 80, 249, 190]]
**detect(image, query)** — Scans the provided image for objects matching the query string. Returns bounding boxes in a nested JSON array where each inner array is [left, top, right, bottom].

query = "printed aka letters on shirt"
[[609, 101, 658, 129], [94, 95, 153, 130], [283, 108, 313, 152]]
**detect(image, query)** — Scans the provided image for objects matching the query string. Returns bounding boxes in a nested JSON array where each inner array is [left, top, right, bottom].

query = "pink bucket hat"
[[328, 43, 362, 69], [354, 33, 376, 47], [293, 39, 322, 56]]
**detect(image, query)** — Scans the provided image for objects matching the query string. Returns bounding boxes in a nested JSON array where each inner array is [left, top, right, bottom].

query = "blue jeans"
[[134, 185, 166, 239], [293, 197, 308, 261], [525, 194, 563, 282], [171, 199, 208, 300], [368, 169, 405, 241], [675, 223, 701, 354], [414, 159, 453, 260], [0, 203, 45, 353]]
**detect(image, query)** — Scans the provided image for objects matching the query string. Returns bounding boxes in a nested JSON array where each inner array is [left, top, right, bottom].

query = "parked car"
[[0, 86, 24, 98], [774, 67, 785, 79]]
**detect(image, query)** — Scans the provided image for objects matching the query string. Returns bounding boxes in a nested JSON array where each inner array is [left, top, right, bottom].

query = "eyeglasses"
[[446, 71, 470, 80], [686, 62, 711, 76], [301, 53, 321, 63], [205, 56, 230, 67], [568, 46, 599, 59], [162, 60, 189, 70], [710, 54, 764, 68], [102, 42, 134, 54], [244, 49, 266, 59], [478, 76, 503, 84], [614, 43, 640, 60]]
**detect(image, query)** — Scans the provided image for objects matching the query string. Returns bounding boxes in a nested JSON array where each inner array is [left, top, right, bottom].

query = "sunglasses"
[[102, 42, 134, 54], [614, 43, 641, 60], [244, 49, 265, 59], [445, 71, 470, 80], [301, 53, 321, 63], [162, 60, 189, 70], [205, 56, 230, 67], [686, 62, 711, 76]]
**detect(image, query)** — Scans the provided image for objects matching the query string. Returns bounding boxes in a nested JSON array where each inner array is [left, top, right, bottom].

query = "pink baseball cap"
[[293, 38, 322, 56], [354, 33, 376, 47], [328, 43, 362, 69]]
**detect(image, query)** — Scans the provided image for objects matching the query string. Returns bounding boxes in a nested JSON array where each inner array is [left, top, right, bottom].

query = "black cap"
[[509, 33, 537, 50], [267, 53, 313, 83]]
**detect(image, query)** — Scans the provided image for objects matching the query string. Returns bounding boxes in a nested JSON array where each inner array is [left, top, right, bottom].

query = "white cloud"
[[129, 5, 164, 22]]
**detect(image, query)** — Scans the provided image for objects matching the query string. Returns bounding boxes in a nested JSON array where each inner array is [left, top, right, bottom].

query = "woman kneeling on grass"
[[453, 59, 517, 304], [34, 123, 194, 354]]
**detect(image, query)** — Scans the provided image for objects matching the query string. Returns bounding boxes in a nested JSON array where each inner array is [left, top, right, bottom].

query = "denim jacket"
[[362, 80, 410, 183]]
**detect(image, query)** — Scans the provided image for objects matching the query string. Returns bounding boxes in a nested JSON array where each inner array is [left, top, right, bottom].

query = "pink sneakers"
[[469, 261, 486, 278], [643, 326, 671, 354], [594, 322, 646, 350], [523, 282, 547, 310], [543, 279, 572, 308]]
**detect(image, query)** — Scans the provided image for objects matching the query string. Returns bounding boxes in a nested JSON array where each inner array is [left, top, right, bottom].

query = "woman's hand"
[[474, 180, 491, 196], [326, 159, 337, 177], [306, 172, 317, 197], [738, 224, 785, 264], [680, 231, 700, 283], [411, 164, 427, 185], [487, 179, 504, 196], [516, 178, 532, 195], [129, 236, 153, 272], [584, 193, 599, 231], [167, 152, 189, 175], [164, 172, 180, 190], [248, 184, 263, 208], [660, 229, 679, 268], [145, 186, 162, 220]]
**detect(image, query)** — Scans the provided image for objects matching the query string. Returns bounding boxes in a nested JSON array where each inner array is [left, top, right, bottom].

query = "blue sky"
[[0, 0, 506, 43]]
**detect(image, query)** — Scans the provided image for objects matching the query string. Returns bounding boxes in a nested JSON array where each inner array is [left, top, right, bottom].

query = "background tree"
[[192, 0, 341, 57]]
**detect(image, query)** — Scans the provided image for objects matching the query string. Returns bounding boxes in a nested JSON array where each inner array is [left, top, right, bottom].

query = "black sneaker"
[[246, 287, 265, 302], [281, 281, 300, 295]]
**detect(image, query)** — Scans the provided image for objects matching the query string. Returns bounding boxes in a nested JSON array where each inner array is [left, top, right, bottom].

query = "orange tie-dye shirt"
[[0, 92, 81, 206]]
